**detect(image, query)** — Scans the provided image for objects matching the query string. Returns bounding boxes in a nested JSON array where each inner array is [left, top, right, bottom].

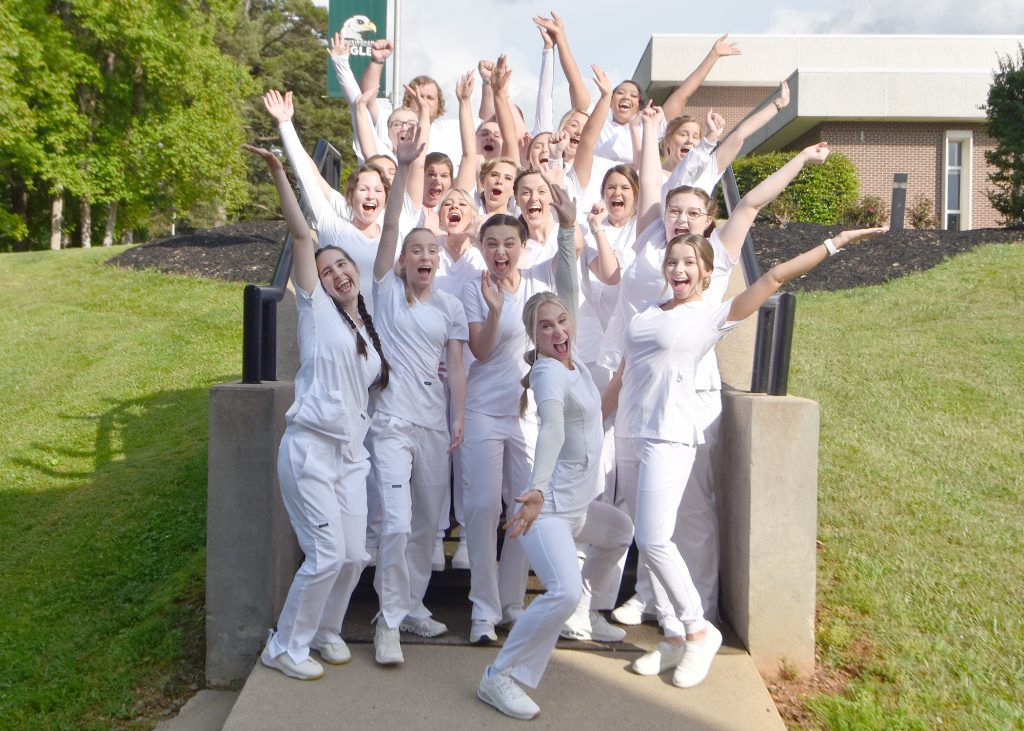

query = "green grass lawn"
[[788, 242, 1024, 729], [0, 248, 242, 729]]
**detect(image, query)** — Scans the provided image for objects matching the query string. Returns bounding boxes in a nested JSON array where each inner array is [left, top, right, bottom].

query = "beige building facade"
[[633, 34, 1023, 230]]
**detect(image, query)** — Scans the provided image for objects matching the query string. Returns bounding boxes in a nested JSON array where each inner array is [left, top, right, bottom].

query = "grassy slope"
[[0, 248, 241, 729], [789, 243, 1024, 729]]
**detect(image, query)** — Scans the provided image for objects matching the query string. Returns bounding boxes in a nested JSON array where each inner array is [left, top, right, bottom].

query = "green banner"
[[327, 0, 391, 99]]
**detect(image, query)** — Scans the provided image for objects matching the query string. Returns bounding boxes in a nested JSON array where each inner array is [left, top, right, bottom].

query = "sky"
[[314, 0, 1024, 121]]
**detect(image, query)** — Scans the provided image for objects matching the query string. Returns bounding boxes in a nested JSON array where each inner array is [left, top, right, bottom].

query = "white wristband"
[[591, 226, 606, 235], [823, 238, 839, 256]]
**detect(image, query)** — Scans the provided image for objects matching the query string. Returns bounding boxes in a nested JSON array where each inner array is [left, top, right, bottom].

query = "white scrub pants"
[[615, 389, 721, 622], [584, 362, 617, 505], [460, 410, 537, 623], [628, 438, 705, 639], [493, 500, 633, 688], [267, 427, 369, 664], [436, 392, 466, 542], [370, 414, 450, 628]]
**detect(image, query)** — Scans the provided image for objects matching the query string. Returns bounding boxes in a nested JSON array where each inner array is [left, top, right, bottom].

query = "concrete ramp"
[[223, 640, 783, 730]]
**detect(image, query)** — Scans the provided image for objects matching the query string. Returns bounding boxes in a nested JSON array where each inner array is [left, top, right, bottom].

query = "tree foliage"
[[984, 44, 1024, 227], [0, 0, 355, 251]]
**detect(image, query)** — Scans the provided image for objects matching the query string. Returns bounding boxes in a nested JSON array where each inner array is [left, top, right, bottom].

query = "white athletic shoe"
[[478, 666, 540, 720], [260, 642, 324, 680], [432, 539, 445, 571], [469, 619, 497, 644], [611, 594, 652, 626], [452, 538, 470, 570], [310, 637, 351, 665], [673, 622, 722, 688], [374, 623, 404, 665], [399, 615, 448, 637], [632, 640, 686, 676], [560, 611, 626, 642]]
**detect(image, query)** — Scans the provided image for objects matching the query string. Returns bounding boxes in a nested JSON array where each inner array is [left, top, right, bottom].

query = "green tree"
[[984, 44, 1024, 227]]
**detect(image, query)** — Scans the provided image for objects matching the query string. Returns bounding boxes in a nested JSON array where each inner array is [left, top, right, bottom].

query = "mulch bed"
[[107, 219, 1020, 292]]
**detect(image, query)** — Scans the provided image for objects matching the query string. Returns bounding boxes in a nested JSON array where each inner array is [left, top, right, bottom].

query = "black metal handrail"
[[720, 166, 796, 396], [242, 139, 344, 384]]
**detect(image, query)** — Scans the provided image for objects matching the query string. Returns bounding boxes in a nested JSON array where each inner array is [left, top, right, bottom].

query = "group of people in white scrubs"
[[245, 13, 887, 721]]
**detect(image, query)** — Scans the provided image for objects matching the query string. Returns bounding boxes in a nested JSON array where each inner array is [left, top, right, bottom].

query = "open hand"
[[503, 490, 544, 538], [263, 90, 294, 123]]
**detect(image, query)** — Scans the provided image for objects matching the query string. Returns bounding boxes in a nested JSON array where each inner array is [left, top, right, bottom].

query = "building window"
[[943, 131, 973, 231]]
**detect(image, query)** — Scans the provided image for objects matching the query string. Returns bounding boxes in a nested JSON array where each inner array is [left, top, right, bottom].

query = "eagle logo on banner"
[[342, 14, 379, 57]]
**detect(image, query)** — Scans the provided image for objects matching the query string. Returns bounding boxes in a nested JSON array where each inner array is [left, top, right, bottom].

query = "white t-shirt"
[[286, 282, 380, 459], [599, 222, 736, 391], [578, 216, 638, 364], [592, 116, 667, 166], [372, 271, 468, 432], [461, 262, 558, 418], [615, 299, 739, 445], [528, 358, 604, 514]]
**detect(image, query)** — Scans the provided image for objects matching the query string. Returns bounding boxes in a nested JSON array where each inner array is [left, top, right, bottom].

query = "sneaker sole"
[[399, 622, 447, 638], [312, 649, 351, 666], [477, 687, 539, 720], [260, 655, 324, 680], [559, 630, 626, 643]]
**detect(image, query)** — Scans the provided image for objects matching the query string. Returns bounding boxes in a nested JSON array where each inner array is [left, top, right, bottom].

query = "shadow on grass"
[[0, 379, 237, 728]]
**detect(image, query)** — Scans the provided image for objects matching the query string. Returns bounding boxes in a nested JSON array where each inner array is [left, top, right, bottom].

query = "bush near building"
[[723, 151, 859, 225]]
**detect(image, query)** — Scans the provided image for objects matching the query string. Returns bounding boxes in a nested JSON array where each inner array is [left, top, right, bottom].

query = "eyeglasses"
[[666, 207, 708, 220], [389, 120, 419, 130]]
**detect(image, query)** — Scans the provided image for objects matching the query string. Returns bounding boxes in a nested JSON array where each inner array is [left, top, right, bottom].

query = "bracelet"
[[823, 238, 839, 256], [591, 226, 606, 235], [773, 100, 782, 111], [482, 79, 491, 86], [370, 58, 384, 65]]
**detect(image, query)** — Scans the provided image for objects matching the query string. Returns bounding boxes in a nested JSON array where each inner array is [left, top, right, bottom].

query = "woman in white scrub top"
[[243, 143, 390, 681], [606, 225, 887, 689]]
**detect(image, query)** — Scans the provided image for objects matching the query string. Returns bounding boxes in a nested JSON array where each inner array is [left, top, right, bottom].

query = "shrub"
[[844, 195, 889, 228], [983, 44, 1024, 227], [721, 151, 859, 225], [907, 196, 937, 229]]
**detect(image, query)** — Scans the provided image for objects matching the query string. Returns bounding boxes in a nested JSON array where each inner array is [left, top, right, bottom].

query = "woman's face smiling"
[[476, 122, 502, 160], [317, 249, 359, 308], [351, 171, 387, 228], [663, 242, 706, 304], [516, 173, 552, 232], [527, 132, 552, 170], [663, 191, 711, 239], [603, 172, 635, 225], [439, 191, 474, 234], [423, 162, 452, 208], [481, 223, 524, 280], [611, 83, 640, 124], [666, 121, 702, 166], [481, 162, 516, 210], [534, 301, 572, 364], [400, 230, 440, 290], [387, 108, 419, 149]]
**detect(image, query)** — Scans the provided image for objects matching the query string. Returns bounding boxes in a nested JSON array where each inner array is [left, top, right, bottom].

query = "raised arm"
[[375, 127, 425, 280], [353, 87, 381, 161], [636, 103, 667, 231], [531, 29, 555, 138], [718, 142, 829, 260], [714, 81, 790, 171], [329, 34, 363, 106], [587, 204, 621, 285], [661, 34, 740, 121], [729, 227, 887, 321], [548, 181, 579, 316], [477, 59, 495, 121], [242, 143, 317, 295], [454, 70, 480, 192], [491, 56, 522, 167], [535, 11, 591, 112], [358, 39, 393, 124], [468, 272, 505, 361], [402, 84, 432, 206], [572, 65, 613, 190]]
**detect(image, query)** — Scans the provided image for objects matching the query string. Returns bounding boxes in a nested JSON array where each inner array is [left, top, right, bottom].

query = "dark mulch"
[[751, 222, 1021, 292], [107, 218, 1020, 293], [107, 220, 286, 284]]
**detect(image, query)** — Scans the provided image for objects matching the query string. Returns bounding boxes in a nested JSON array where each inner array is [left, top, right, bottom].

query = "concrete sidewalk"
[[222, 633, 784, 730]]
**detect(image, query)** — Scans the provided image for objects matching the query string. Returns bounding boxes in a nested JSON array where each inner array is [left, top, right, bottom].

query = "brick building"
[[632, 34, 1024, 230]]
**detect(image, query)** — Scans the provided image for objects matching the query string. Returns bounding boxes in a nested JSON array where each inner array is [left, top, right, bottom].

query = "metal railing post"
[[242, 284, 263, 384], [750, 303, 775, 393], [768, 292, 797, 396]]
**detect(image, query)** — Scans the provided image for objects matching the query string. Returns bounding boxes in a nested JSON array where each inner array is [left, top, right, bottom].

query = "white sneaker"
[[400, 615, 448, 637], [366, 545, 378, 568], [310, 637, 351, 665], [561, 611, 626, 642], [611, 594, 650, 626], [478, 666, 540, 720], [260, 642, 324, 680], [632, 640, 686, 676], [469, 619, 497, 644], [452, 537, 470, 570], [374, 622, 404, 665], [673, 622, 722, 688], [432, 539, 445, 571]]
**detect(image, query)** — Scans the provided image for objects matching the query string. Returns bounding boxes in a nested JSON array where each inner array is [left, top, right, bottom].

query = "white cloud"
[[767, 0, 1024, 34]]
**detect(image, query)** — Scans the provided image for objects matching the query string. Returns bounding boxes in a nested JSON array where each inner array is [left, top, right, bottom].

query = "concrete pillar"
[[715, 388, 819, 677], [206, 381, 299, 687]]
